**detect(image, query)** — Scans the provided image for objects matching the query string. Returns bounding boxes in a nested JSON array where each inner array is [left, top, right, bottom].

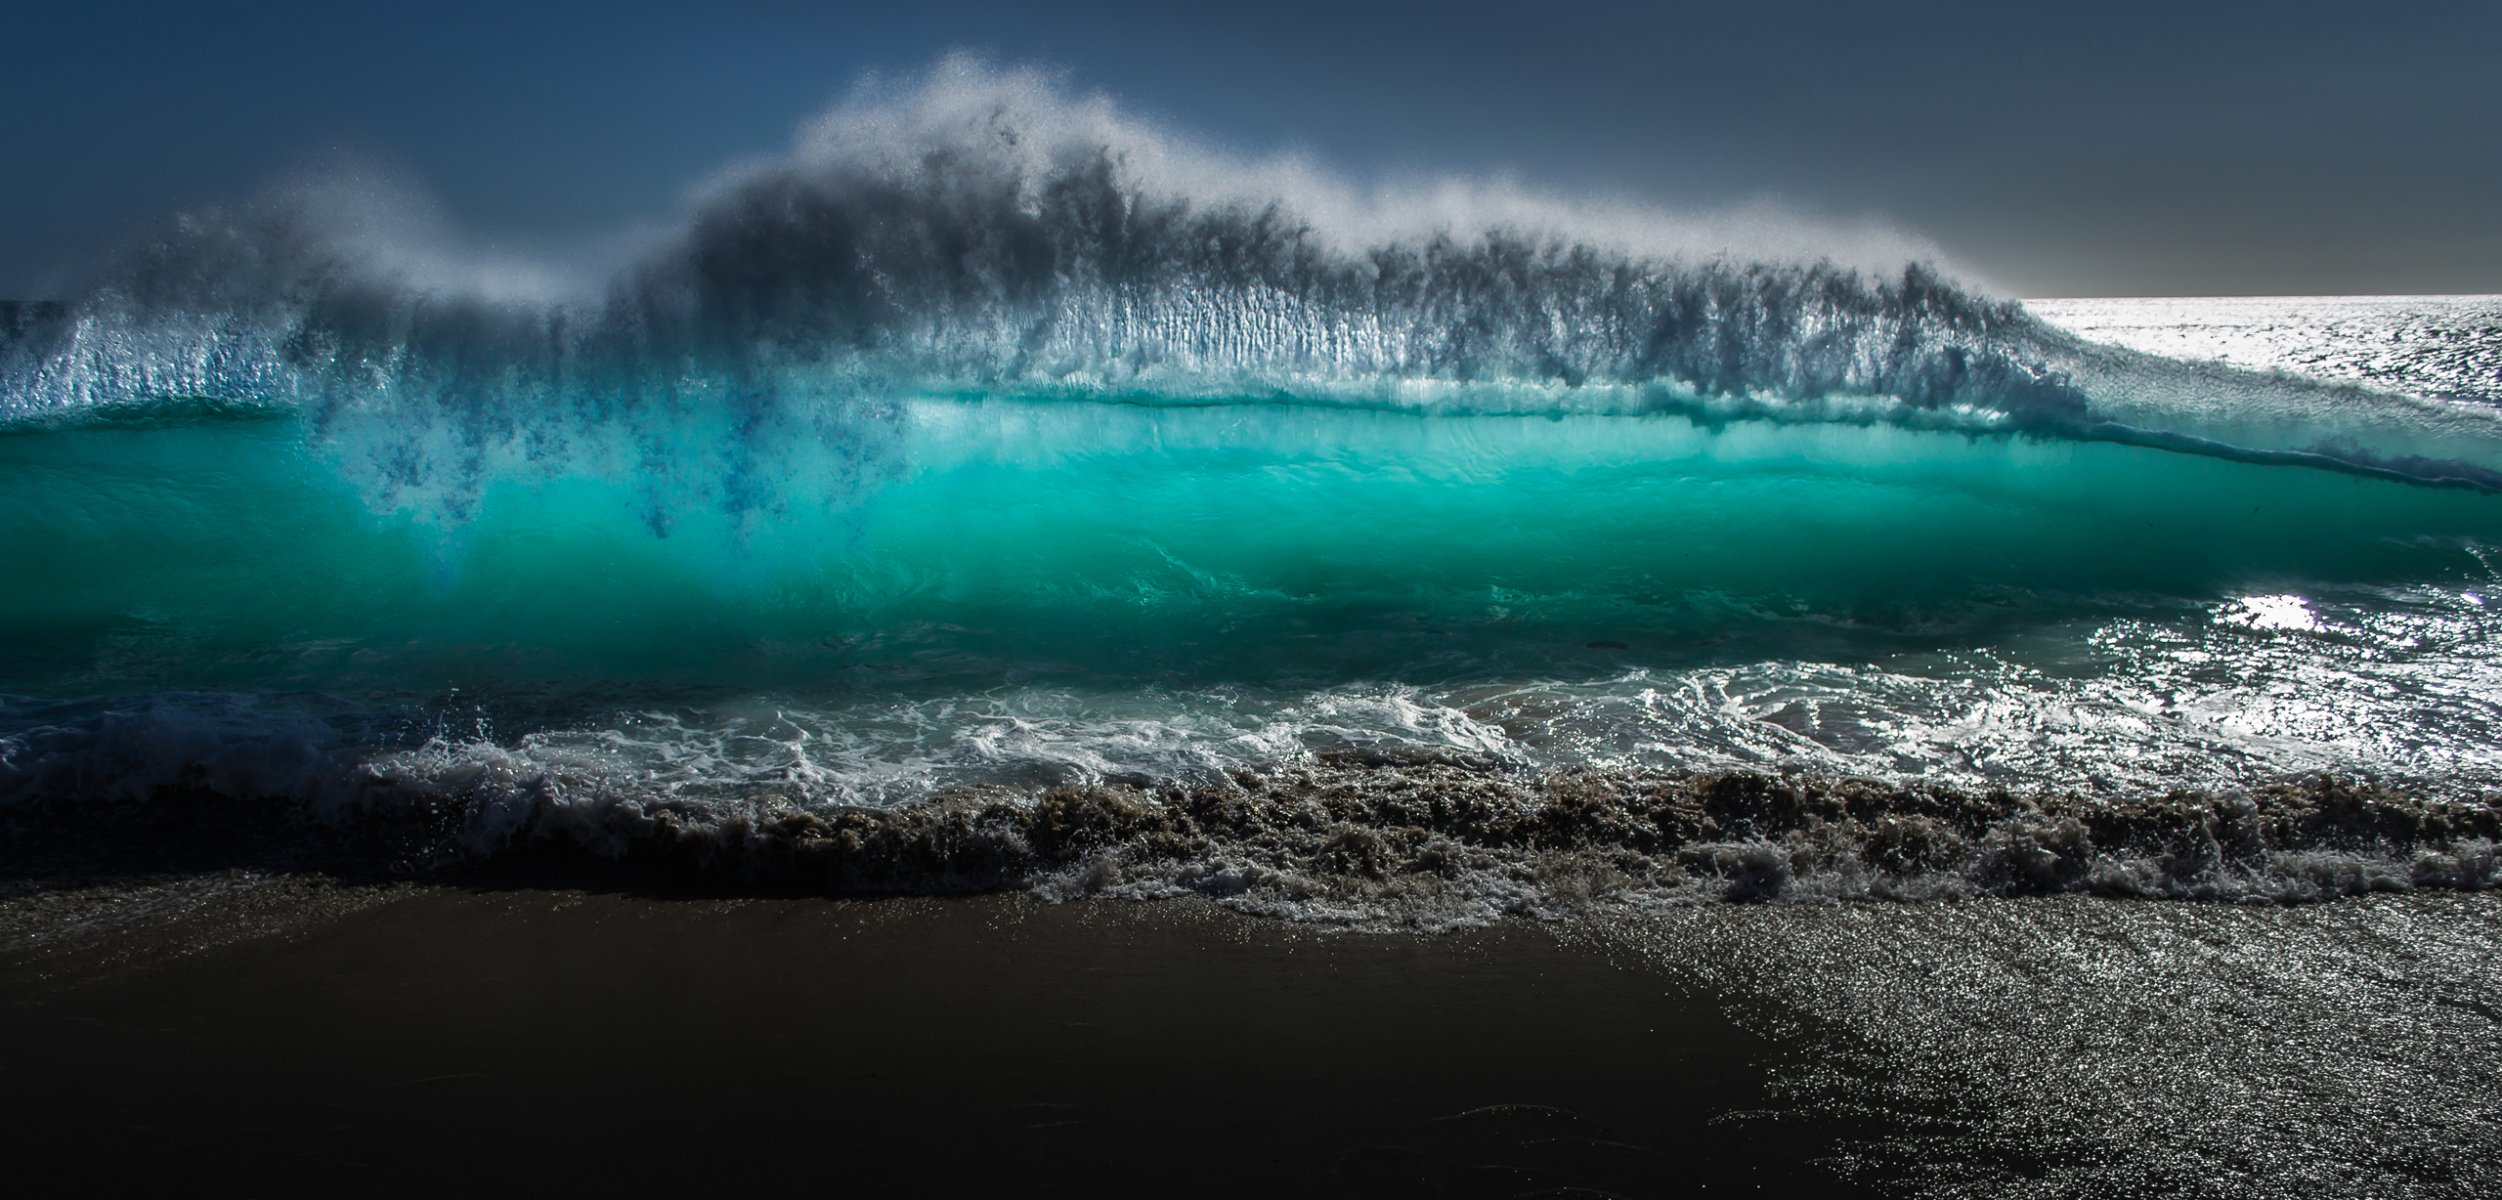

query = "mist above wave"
[[4, 56, 2500, 525]]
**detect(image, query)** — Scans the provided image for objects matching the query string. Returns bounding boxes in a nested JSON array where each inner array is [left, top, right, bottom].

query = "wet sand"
[[0, 879, 1880, 1198]]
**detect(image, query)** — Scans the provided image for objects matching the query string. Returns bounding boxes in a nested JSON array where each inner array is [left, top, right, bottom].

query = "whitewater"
[[3, 62, 2498, 920]]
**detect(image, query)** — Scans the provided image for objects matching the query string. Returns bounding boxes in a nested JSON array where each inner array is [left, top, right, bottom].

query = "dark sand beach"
[[0, 876, 1886, 1198], [8, 871, 2500, 1198]]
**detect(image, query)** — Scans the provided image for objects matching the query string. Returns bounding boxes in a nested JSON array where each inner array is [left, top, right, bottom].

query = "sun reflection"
[[2220, 593, 2321, 633]]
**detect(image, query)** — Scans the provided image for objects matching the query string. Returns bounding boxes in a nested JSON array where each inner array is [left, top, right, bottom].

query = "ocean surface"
[[4, 73, 2498, 921]]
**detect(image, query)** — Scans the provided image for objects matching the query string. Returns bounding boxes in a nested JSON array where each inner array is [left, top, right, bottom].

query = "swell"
[[4, 59, 2498, 530]]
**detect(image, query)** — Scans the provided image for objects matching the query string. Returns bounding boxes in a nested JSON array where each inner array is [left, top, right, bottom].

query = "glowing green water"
[[5, 397, 2497, 696]]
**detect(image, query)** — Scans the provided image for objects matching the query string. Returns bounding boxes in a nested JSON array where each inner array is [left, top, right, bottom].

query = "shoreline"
[[4, 759, 2495, 934]]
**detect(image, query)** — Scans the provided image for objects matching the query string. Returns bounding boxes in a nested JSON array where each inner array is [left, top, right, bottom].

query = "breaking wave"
[[5, 55, 2500, 531]]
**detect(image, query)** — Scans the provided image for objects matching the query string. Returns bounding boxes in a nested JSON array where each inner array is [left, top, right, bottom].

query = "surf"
[[3, 59, 2499, 916]]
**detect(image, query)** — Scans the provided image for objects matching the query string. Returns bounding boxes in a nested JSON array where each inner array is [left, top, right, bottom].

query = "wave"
[[5, 56, 2500, 530], [6, 58, 2500, 900]]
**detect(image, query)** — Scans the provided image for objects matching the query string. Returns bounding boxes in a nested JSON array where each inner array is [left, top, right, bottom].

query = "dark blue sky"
[[7, 0, 2497, 297]]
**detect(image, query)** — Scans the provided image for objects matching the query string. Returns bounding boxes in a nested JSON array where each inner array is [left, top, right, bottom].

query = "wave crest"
[[4, 56, 2500, 523]]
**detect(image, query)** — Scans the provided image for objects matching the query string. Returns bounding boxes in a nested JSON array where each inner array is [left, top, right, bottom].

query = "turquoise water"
[[6, 396, 2496, 697], [5, 384, 2499, 829]]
